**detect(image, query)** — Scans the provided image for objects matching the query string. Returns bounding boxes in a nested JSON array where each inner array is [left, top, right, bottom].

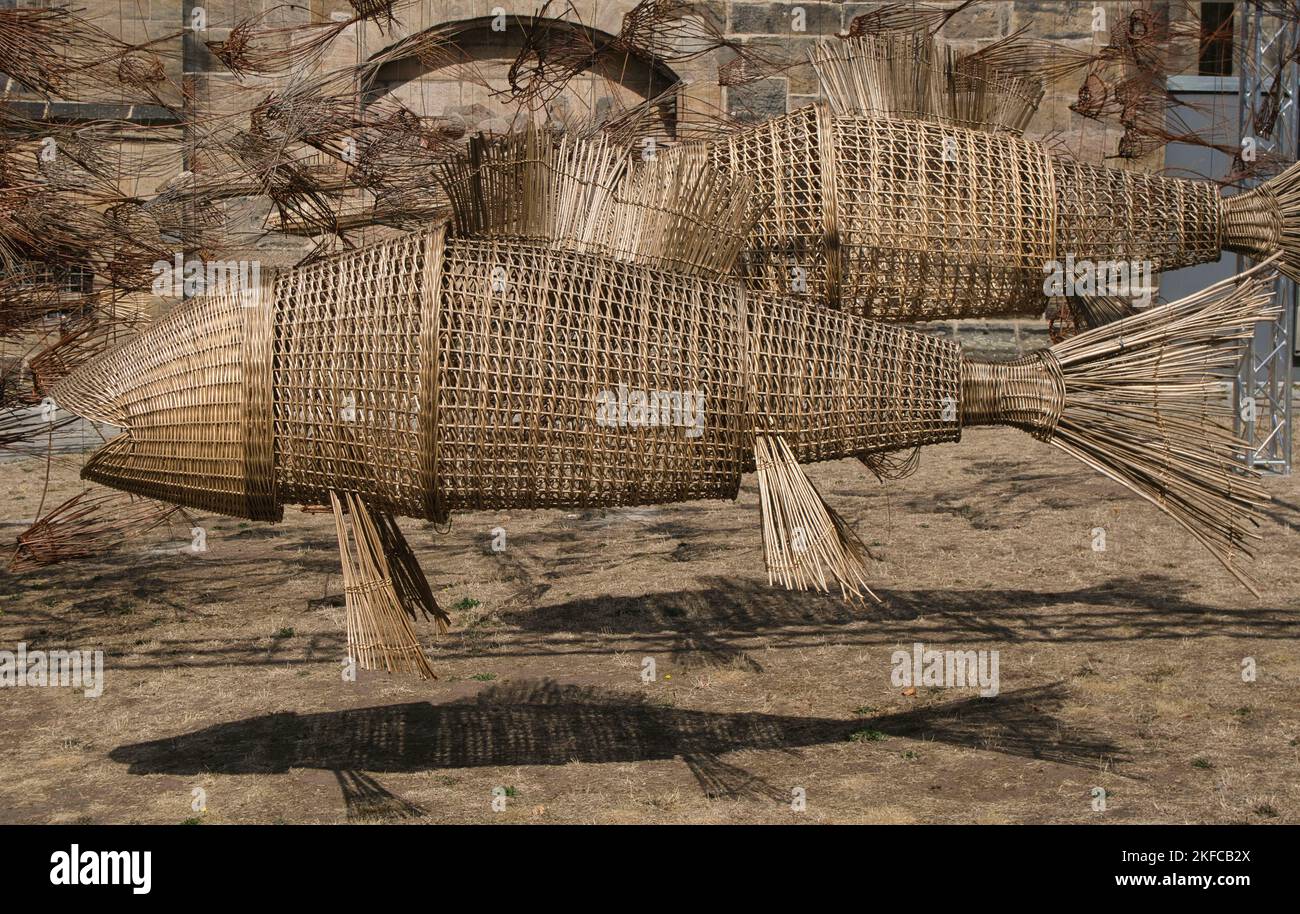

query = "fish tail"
[[960, 264, 1281, 594], [1222, 161, 1300, 281]]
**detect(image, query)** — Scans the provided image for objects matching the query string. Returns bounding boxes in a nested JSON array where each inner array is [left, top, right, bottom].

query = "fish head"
[[50, 284, 280, 521]]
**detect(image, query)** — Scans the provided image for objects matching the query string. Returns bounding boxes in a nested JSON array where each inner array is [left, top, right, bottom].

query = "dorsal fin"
[[607, 146, 760, 277], [436, 127, 759, 277], [438, 128, 627, 250], [811, 32, 1045, 136]]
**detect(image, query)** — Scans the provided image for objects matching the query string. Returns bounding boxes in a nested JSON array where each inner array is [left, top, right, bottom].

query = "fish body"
[[60, 228, 963, 520], [54, 224, 1273, 600]]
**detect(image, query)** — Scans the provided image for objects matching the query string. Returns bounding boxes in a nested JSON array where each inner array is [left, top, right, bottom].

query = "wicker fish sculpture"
[[679, 31, 1300, 323], [50, 134, 1277, 680]]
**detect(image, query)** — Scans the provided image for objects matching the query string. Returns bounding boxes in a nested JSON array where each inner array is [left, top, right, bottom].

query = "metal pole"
[[1235, 1, 1295, 475]]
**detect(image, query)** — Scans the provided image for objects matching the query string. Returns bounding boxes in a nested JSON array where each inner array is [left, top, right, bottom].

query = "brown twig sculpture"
[[49, 133, 1280, 678], [668, 32, 1300, 322]]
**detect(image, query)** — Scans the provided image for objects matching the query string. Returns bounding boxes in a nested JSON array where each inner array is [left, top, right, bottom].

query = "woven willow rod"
[[437, 128, 760, 279], [672, 33, 1300, 322]]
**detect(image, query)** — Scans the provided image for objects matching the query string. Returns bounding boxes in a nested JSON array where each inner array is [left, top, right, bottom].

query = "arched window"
[[360, 15, 682, 138]]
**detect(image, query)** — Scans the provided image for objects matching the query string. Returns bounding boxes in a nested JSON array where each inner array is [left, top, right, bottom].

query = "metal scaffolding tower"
[[1236, 1, 1297, 474]]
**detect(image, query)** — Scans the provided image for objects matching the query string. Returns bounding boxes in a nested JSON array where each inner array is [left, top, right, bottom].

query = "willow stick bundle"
[[1046, 271, 1278, 593], [10, 488, 181, 572], [439, 129, 624, 247], [437, 127, 757, 278], [962, 28, 1107, 86], [754, 435, 878, 603], [963, 262, 1280, 594], [811, 31, 1044, 135], [0, 8, 128, 96], [330, 491, 437, 680]]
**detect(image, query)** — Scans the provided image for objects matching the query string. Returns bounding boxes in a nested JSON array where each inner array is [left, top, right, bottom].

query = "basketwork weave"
[[57, 226, 964, 520], [689, 104, 1226, 321], [267, 228, 963, 515], [55, 277, 278, 520]]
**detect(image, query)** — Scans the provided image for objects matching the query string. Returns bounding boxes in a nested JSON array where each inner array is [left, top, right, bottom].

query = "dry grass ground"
[[1, 431, 1298, 824]]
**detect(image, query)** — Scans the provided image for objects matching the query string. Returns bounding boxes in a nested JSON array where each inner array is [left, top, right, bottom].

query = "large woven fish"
[[679, 32, 1299, 323], [51, 136, 1277, 679]]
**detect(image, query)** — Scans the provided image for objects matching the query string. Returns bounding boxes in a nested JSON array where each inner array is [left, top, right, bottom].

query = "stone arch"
[[360, 16, 682, 137]]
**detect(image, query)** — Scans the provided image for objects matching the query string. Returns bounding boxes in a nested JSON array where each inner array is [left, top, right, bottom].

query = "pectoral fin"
[[754, 434, 879, 604], [330, 490, 441, 680]]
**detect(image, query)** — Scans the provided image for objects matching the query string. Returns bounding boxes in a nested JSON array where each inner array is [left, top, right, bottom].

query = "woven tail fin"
[[1222, 161, 1300, 281], [961, 266, 1280, 594], [755, 435, 880, 604], [330, 491, 444, 680]]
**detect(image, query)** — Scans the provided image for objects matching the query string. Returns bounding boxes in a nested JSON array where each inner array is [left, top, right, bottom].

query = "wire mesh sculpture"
[[50, 134, 1280, 679]]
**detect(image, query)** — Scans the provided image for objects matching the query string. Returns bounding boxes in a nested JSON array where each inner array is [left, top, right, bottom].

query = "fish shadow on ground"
[[110, 679, 1124, 807], [503, 576, 1300, 647]]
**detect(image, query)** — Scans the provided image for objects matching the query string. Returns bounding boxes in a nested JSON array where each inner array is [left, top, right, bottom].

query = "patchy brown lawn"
[[2, 430, 1298, 824]]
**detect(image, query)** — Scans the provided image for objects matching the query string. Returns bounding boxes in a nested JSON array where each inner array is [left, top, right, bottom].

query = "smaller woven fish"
[[682, 32, 1300, 322]]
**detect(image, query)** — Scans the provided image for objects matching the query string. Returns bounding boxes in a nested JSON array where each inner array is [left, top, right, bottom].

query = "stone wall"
[[38, 0, 1154, 163]]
